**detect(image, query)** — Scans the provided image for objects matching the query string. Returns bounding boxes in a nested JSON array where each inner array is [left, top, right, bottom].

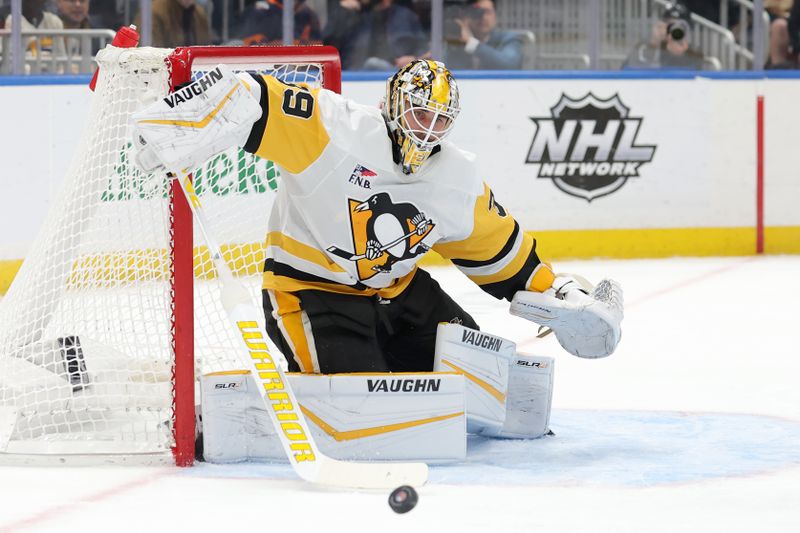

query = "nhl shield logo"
[[525, 93, 656, 202]]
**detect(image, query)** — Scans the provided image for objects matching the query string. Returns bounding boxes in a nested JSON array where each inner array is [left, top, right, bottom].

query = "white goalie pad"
[[510, 278, 624, 359], [131, 64, 262, 173], [201, 371, 466, 464], [433, 323, 554, 439], [433, 323, 515, 436], [500, 354, 554, 439]]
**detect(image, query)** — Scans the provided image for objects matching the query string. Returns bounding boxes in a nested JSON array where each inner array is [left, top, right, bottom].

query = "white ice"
[[1, 256, 799, 532]]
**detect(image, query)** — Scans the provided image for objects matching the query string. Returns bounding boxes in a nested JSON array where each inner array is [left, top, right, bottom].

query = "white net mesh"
[[0, 46, 328, 461]]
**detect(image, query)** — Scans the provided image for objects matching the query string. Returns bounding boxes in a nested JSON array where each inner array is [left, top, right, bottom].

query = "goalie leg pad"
[[496, 354, 554, 439], [200, 371, 467, 464], [433, 323, 554, 439], [433, 323, 515, 436]]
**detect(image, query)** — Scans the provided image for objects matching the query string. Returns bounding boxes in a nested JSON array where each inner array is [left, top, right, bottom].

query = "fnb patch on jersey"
[[348, 164, 377, 189]]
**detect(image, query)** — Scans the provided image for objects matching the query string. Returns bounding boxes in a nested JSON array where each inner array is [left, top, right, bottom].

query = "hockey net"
[[0, 45, 341, 465]]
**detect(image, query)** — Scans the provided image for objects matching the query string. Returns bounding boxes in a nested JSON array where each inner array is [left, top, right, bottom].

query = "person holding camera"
[[623, 2, 707, 70], [445, 0, 523, 70]]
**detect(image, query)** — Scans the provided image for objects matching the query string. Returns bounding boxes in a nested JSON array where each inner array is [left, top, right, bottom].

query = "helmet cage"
[[393, 87, 459, 151], [385, 60, 460, 173]]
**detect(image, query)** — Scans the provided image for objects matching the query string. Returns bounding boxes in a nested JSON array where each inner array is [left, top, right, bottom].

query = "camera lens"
[[666, 20, 689, 41], [669, 26, 685, 40]]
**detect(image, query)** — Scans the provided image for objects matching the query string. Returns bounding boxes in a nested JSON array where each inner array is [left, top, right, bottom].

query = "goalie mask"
[[384, 60, 460, 175]]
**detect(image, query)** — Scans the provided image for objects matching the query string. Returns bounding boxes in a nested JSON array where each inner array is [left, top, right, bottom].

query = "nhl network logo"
[[525, 93, 656, 202]]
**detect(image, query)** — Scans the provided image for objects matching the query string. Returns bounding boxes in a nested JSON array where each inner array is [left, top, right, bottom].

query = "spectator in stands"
[[444, 0, 523, 70], [56, 0, 96, 29], [4, 0, 63, 32], [726, 1, 789, 50], [137, 0, 211, 48], [324, 0, 427, 70], [236, 0, 321, 46], [766, 0, 794, 20], [3, 0, 66, 69], [623, 2, 708, 70], [768, 1, 800, 68], [57, 0, 106, 62]]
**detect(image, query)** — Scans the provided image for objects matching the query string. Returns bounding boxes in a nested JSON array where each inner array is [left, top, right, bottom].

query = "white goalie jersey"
[[243, 74, 556, 300]]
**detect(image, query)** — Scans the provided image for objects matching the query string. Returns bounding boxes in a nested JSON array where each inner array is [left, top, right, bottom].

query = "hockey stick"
[[326, 221, 432, 261], [174, 172, 428, 489]]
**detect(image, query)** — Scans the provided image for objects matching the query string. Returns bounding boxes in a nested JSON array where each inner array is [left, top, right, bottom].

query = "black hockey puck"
[[388, 485, 418, 514]]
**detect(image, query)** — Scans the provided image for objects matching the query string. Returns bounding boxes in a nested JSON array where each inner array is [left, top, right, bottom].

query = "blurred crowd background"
[[0, 0, 795, 74]]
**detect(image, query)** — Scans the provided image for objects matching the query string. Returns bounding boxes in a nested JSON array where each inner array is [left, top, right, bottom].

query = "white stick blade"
[[311, 457, 428, 490]]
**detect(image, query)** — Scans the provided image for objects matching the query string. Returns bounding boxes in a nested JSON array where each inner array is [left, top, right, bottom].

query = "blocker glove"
[[130, 64, 262, 174]]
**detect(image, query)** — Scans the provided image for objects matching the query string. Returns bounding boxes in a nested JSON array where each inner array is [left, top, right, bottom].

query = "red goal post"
[[168, 46, 342, 466], [0, 45, 341, 467]]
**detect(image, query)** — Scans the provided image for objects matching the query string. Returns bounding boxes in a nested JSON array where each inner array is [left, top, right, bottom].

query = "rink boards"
[[1, 72, 799, 291]]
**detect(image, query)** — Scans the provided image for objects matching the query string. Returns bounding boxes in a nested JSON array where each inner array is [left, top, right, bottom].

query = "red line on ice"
[[0, 469, 173, 532]]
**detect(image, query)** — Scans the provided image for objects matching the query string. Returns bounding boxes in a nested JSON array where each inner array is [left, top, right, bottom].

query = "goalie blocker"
[[200, 324, 554, 463], [131, 64, 262, 174]]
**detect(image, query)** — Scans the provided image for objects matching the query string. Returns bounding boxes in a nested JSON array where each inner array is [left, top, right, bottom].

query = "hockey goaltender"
[[131, 58, 624, 463]]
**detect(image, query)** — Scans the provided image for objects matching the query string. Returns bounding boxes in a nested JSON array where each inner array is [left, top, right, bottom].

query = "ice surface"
[[1, 256, 798, 532]]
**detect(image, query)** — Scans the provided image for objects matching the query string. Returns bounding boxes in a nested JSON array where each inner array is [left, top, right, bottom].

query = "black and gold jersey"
[[243, 74, 554, 301]]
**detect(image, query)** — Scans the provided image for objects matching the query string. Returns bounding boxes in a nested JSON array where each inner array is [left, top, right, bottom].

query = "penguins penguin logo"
[[326, 193, 435, 281]]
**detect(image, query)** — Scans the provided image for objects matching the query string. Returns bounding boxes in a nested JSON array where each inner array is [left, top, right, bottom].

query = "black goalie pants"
[[262, 268, 479, 373]]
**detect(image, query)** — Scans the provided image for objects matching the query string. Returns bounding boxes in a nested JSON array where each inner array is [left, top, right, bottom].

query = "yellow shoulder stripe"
[[253, 76, 330, 175], [433, 183, 516, 262]]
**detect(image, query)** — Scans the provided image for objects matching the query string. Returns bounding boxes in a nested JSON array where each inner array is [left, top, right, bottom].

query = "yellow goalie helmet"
[[384, 59, 460, 175]]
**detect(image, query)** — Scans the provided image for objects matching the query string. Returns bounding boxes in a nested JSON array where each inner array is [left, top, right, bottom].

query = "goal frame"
[[166, 46, 341, 466]]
